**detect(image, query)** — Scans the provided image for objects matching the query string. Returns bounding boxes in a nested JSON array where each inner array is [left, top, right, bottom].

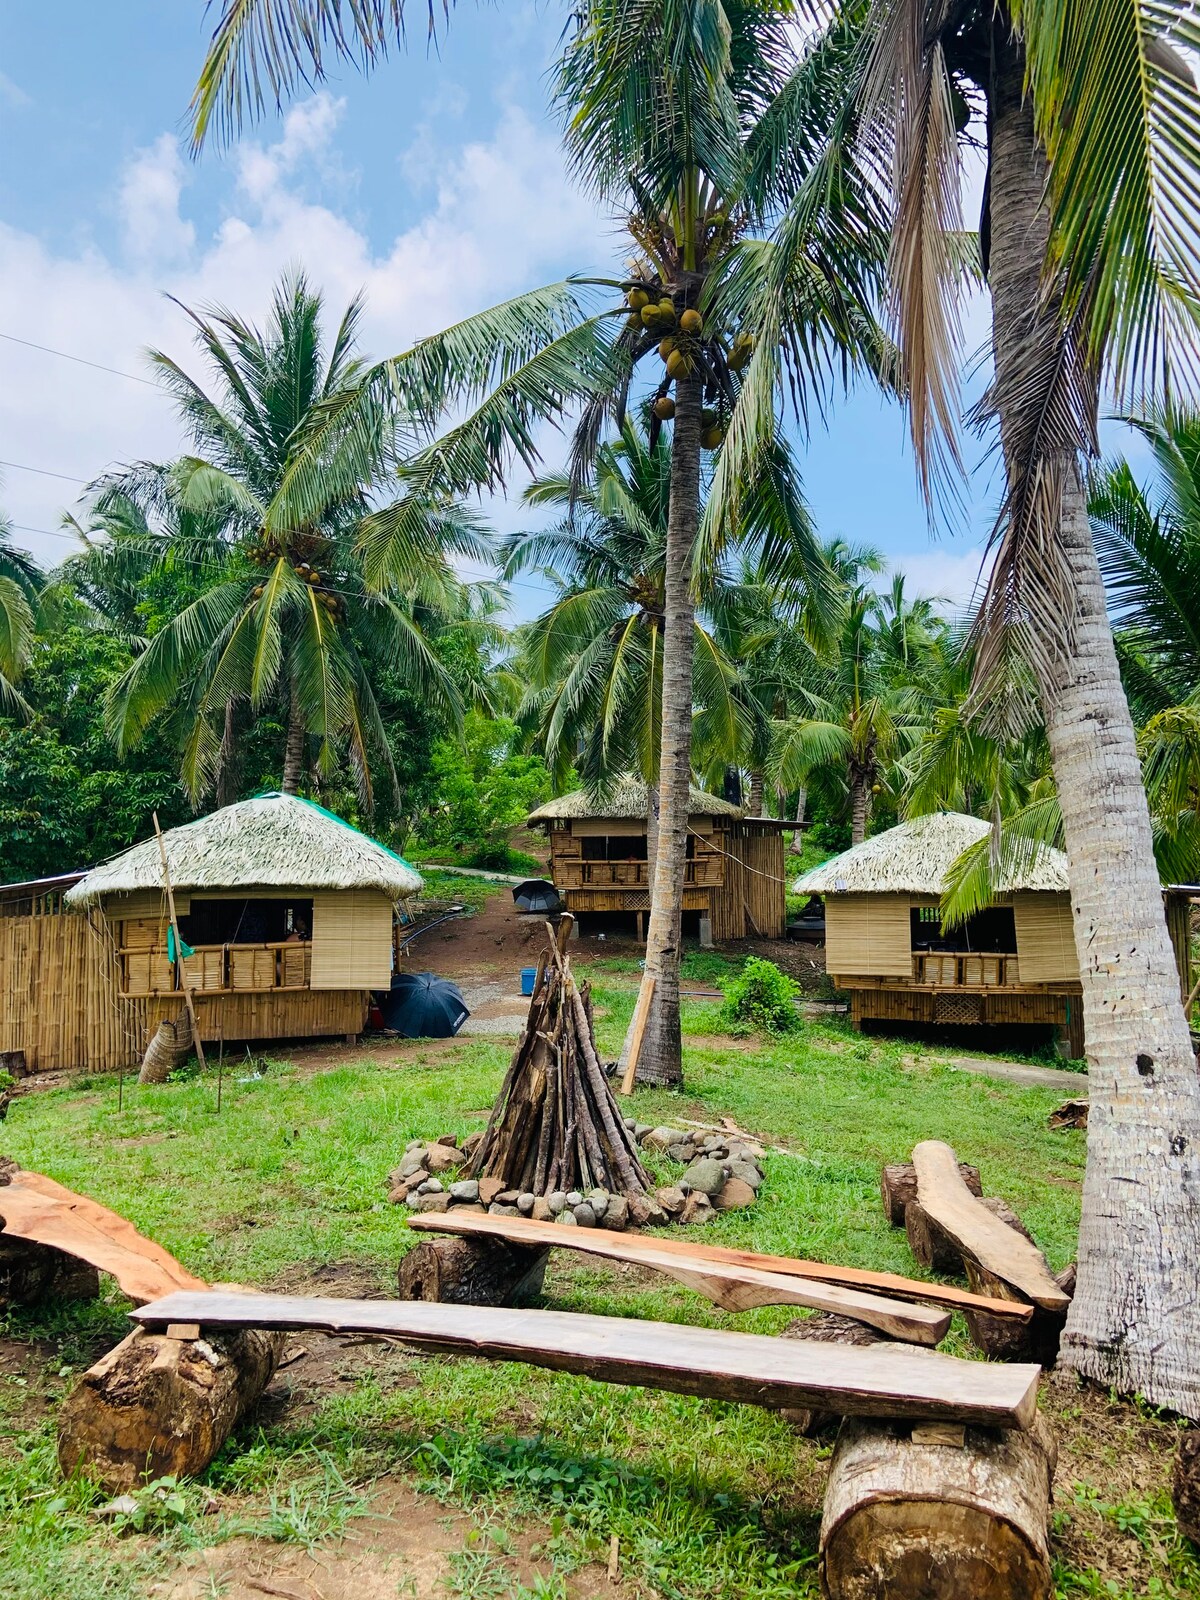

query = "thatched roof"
[[794, 812, 1070, 896], [528, 779, 744, 824], [64, 794, 423, 908]]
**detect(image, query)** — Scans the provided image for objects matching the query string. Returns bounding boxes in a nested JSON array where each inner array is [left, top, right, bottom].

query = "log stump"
[[779, 1313, 890, 1437], [1173, 1428, 1200, 1546], [963, 1261, 1073, 1366], [882, 1161, 980, 1228], [820, 1413, 1057, 1600], [904, 1200, 963, 1274], [57, 1323, 284, 1494], [0, 1235, 100, 1307], [398, 1235, 549, 1306]]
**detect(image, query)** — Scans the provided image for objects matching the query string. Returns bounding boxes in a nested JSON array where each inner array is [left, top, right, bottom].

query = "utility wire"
[[0, 459, 88, 484], [0, 332, 159, 387]]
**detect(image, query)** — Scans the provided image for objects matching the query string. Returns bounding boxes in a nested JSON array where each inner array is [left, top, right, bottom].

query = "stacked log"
[[883, 1141, 1073, 1364], [820, 1413, 1058, 1599], [58, 1321, 284, 1494], [467, 921, 653, 1205]]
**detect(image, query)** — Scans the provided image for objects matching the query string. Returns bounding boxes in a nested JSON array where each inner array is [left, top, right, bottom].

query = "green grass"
[[0, 997, 1191, 1598]]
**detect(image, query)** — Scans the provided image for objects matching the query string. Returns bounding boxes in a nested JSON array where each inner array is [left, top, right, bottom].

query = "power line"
[[0, 459, 88, 485], [0, 332, 159, 388]]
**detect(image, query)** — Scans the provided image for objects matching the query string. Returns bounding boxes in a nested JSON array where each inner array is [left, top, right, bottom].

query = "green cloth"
[[167, 926, 194, 964]]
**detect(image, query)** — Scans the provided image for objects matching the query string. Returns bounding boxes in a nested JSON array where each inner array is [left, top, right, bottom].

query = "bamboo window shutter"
[[1012, 893, 1079, 982], [309, 890, 394, 990], [825, 895, 913, 977]]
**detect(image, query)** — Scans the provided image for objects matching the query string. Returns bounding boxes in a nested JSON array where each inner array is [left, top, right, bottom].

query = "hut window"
[[910, 905, 1016, 954], [178, 898, 313, 946], [581, 835, 649, 862]]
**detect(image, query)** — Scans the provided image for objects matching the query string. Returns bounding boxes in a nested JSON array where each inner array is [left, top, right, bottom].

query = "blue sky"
[[1, 2, 1011, 613]]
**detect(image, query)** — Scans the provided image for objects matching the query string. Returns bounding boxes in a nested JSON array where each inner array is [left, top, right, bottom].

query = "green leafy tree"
[[0, 507, 41, 718], [98, 272, 486, 806], [189, 0, 884, 1087], [417, 711, 552, 868], [846, 0, 1200, 1406], [0, 596, 187, 879]]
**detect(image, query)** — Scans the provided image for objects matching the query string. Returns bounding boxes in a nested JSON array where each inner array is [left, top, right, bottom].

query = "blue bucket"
[[520, 967, 537, 997]]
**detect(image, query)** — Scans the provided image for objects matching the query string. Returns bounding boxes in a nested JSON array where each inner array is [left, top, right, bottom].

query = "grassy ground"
[[1, 978, 1195, 1599]]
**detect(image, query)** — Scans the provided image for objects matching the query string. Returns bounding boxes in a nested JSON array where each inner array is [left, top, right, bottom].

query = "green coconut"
[[653, 395, 676, 420], [679, 308, 703, 335]]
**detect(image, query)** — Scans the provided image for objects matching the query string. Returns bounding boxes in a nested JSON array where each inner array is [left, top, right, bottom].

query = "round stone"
[[517, 1193, 535, 1214], [566, 1191, 584, 1207], [556, 1210, 578, 1226], [573, 1203, 597, 1227], [548, 1191, 568, 1214], [449, 1179, 479, 1202]]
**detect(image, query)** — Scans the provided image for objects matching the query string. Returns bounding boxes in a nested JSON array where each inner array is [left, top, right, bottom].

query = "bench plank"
[[912, 1142, 1070, 1313], [407, 1212, 951, 1344], [133, 1290, 1040, 1429], [407, 1210, 1032, 1323]]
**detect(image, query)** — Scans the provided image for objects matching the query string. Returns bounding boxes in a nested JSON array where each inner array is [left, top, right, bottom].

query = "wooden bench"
[[134, 1288, 1041, 1429], [405, 1209, 1034, 1327]]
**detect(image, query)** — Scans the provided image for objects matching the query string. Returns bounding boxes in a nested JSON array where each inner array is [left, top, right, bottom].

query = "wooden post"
[[152, 812, 206, 1076], [620, 976, 655, 1096]]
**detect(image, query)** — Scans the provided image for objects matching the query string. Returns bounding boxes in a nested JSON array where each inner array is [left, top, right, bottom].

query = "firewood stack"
[[468, 920, 653, 1205]]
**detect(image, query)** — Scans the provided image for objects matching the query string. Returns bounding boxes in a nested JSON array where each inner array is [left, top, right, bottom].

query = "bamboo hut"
[[0, 794, 422, 1075], [796, 812, 1194, 1056], [528, 779, 786, 943]]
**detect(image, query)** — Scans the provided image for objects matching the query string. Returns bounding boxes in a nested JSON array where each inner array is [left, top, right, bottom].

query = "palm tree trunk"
[[789, 786, 807, 854], [282, 688, 306, 796], [621, 374, 702, 1086], [849, 776, 869, 845], [988, 21, 1200, 1416], [216, 700, 239, 808], [747, 770, 765, 815]]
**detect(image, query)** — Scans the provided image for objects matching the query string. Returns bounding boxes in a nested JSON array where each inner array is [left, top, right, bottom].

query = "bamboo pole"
[[152, 813, 206, 1076], [620, 977, 655, 1096]]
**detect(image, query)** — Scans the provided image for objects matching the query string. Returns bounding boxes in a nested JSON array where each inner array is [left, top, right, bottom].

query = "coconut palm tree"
[[97, 272, 486, 807], [0, 508, 39, 718], [509, 415, 810, 799], [189, 1, 885, 1086], [803, 0, 1200, 1409]]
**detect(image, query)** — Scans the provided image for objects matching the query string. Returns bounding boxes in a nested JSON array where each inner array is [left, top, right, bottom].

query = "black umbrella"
[[377, 972, 470, 1038], [512, 879, 562, 914]]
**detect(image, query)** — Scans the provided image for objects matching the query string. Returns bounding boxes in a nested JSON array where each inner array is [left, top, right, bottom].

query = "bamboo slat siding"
[[1012, 893, 1079, 982], [826, 895, 913, 977], [310, 889, 394, 990], [1, 910, 371, 1073], [0, 912, 146, 1073]]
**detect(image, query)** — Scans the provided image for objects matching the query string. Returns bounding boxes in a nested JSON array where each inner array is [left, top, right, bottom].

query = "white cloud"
[[0, 97, 608, 569], [884, 544, 992, 614], [118, 134, 196, 266], [0, 71, 31, 109]]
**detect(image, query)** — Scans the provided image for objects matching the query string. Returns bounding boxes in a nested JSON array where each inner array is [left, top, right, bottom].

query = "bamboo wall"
[[0, 908, 371, 1074], [710, 825, 786, 939], [310, 889, 394, 989]]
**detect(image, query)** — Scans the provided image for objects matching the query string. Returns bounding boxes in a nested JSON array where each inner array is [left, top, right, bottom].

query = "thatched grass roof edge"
[[794, 812, 1070, 897]]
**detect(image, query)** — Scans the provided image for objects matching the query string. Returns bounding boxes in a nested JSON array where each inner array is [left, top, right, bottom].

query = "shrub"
[[719, 956, 802, 1035]]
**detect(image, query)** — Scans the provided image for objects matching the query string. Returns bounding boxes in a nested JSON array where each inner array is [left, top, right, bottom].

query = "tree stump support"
[[57, 1322, 284, 1494], [397, 1234, 549, 1306], [820, 1412, 1058, 1600], [0, 1235, 100, 1307], [882, 1161, 981, 1228]]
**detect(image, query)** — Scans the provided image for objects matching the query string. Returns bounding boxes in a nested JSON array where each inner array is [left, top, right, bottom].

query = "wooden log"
[[904, 1199, 963, 1275], [820, 1413, 1058, 1600], [906, 1195, 1034, 1276], [963, 1259, 1070, 1366], [57, 1322, 285, 1494], [397, 1235, 549, 1306], [406, 1206, 1031, 1323], [134, 1289, 1043, 1429], [1173, 1428, 1200, 1546], [408, 1211, 952, 1343], [911, 1142, 1070, 1312], [0, 1235, 100, 1307], [882, 1161, 981, 1228], [779, 1313, 890, 1437]]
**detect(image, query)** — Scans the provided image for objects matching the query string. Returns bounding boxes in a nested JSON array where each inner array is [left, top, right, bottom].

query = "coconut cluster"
[[623, 281, 756, 451], [245, 548, 344, 620]]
